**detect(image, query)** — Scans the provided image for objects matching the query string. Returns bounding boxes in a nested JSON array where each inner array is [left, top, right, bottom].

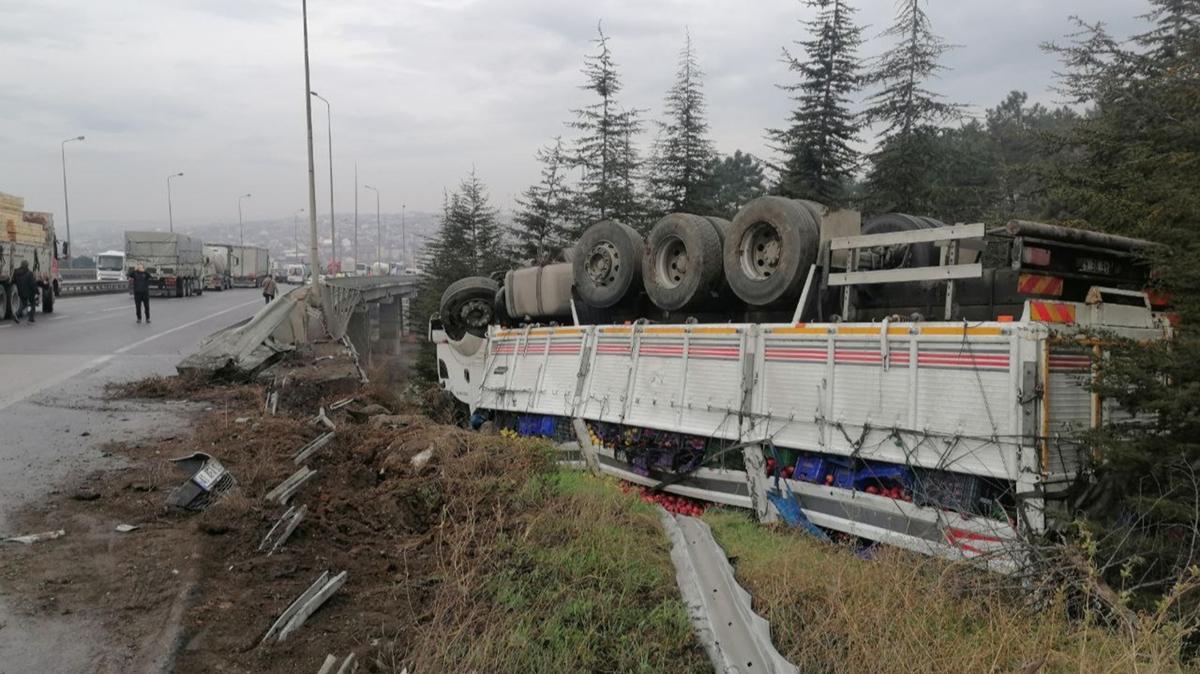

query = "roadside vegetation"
[[706, 509, 1198, 673]]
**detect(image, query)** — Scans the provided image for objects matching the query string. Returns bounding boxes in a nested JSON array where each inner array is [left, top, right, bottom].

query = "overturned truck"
[[432, 197, 1171, 568]]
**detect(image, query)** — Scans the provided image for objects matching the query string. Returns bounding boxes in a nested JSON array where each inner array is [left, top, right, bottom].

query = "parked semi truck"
[[96, 250, 126, 281], [1, 191, 64, 318], [431, 197, 1171, 570], [203, 243, 234, 291], [125, 231, 205, 297], [230, 245, 270, 287]]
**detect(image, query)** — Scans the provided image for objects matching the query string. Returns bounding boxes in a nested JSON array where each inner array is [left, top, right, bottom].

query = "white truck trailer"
[[203, 243, 234, 290], [1, 192, 64, 318], [125, 231, 205, 297], [432, 200, 1171, 569], [230, 245, 270, 287]]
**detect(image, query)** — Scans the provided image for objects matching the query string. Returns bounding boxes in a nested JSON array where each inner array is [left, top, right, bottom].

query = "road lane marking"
[[0, 298, 263, 413]]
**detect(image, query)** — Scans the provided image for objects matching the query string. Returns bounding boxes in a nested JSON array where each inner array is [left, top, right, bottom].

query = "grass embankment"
[[705, 510, 1196, 674], [407, 468, 707, 673]]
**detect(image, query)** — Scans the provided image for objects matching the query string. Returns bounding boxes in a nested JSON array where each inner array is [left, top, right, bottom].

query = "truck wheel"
[[440, 276, 500, 340], [703, 216, 731, 247], [643, 213, 723, 312], [2, 284, 15, 320], [860, 213, 937, 269], [42, 288, 54, 313], [573, 220, 644, 309], [724, 196, 820, 307]]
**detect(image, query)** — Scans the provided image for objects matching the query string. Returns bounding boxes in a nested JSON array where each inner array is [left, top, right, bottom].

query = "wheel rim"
[[739, 221, 782, 281], [584, 241, 621, 287], [458, 297, 492, 330], [654, 235, 689, 289]]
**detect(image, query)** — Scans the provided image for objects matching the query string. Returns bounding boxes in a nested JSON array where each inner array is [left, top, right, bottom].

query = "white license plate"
[[192, 460, 227, 490]]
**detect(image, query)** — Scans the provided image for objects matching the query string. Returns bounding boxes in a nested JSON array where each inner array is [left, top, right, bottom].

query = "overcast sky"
[[0, 0, 1146, 229]]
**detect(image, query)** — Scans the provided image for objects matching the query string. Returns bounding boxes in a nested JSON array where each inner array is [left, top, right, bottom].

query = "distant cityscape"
[[64, 211, 440, 272]]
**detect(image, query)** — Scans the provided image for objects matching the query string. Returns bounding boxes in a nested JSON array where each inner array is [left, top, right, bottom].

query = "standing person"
[[11, 260, 37, 324], [129, 263, 151, 324], [261, 275, 278, 305]]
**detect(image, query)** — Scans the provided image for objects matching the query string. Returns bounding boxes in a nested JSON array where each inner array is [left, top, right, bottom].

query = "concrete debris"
[[410, 448, 434, 470], [659, 509, 798, 674], [115, 524, 140, 533], [276, 570, 348, 642], [261, 571, 330, 645], [3, 529, 66, 545], [235, 417, 250, 424], [266, 390, 280, 416], [346, 404, 390, 421], [311, 407, 336, 431], [178, 286, 310, 378], [294, 432, 336, 464], [264, 467, 317, 505], [258, 505, 307, 555], [165, 452, 236, 511]]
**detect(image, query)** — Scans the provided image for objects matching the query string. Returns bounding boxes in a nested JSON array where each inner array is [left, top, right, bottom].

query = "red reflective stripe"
[[946, 527, 1003, 544]]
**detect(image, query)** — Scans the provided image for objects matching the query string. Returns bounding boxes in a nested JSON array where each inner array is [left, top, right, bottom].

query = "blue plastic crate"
[[793, 453, 854, 488], [853, 463, 913, 490], [516, 415, 557, 437]]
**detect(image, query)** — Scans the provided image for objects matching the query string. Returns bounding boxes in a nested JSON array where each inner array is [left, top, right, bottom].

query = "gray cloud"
[[0, 0, 1149, 230]]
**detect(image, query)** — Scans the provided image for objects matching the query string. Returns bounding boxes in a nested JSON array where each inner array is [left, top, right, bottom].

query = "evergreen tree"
[[647, 31, 716, 217], [450, 168, 507, 278], [510, 137, 573, 264], [862, 0, 962, 213], [709, 151, 768, 218], [771, 0, 864, 205], [984, 91, 1078, 222], [570, 24, 645, 232]]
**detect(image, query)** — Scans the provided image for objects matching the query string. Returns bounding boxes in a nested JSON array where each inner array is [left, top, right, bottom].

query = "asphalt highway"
[[0, 285, 285, 673]]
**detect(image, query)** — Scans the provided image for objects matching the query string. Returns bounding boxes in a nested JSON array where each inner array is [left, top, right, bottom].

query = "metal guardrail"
[[59, 280, 127, 296]]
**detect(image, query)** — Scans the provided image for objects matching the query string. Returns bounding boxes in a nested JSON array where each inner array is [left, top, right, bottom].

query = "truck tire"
[[2, 284, 15, 320], [573, 220, 644, 309], [703, 217, 731, 247], [860, 213, 937, 269], [440, 276, 500, 340], [643, 213, 724, 312], [724, 196, 820, 307]]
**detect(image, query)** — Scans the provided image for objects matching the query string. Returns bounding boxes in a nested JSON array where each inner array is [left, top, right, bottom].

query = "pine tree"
[[647, 31, 716, 218], [510, 137, 573, 264], [862, 0, 962, 213], [570, 24, 645, 232], [451, 168, 506, 278], [772, 0, 864, 205], [709, 151, 767, 218]]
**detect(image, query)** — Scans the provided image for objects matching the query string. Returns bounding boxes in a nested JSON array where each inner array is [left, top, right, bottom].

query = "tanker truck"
[[125, 231, 205, 297], [1, 192, 64, 318], [430, 197, 1171, 570], [203, 243, 234, 290]]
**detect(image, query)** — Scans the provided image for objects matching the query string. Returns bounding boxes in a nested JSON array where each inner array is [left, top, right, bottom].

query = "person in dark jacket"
[[129, 263, 151, 323], [12, 260, 38, 324]]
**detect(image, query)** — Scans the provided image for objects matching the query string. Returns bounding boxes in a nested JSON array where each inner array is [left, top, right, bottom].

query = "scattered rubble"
[[164, 452, 236, 511], [3, 529, 65, 545], [263, 466, 317, 505], [293, 431, 335, 464]]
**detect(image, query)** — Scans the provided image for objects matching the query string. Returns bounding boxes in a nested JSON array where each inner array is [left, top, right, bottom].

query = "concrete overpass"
[[320, 275, 419, 366]]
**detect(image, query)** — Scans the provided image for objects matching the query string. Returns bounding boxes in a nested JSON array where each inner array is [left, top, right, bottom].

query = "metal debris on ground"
[[333, 653, 357, 674], [317, 654, 338, 674], [115, 524, 140, 533], [329, 397, 355, 410], [264, 467, 317, 505], [311, 406, 336, 431], [259, 570, 348, 644], [258, 504, 308, 555], [3, 529, 66, 545], [410, 447, 434, 469], [165, 452, 236, 511], [659, 509, 798, 674], [294, 432, 336, 464]]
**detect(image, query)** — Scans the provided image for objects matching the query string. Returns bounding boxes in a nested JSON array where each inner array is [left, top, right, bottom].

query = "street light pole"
[[364, 184, 380, 270], [310, 90, 336, 270], [301, 0, 319, 286], [166, 172, 184, 232], [293, 208, 305, 262], [401, 203, 406, 270], [353, 162, 359, 274], [60, 135, 84, 263], [237, 193, 252, 246]]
